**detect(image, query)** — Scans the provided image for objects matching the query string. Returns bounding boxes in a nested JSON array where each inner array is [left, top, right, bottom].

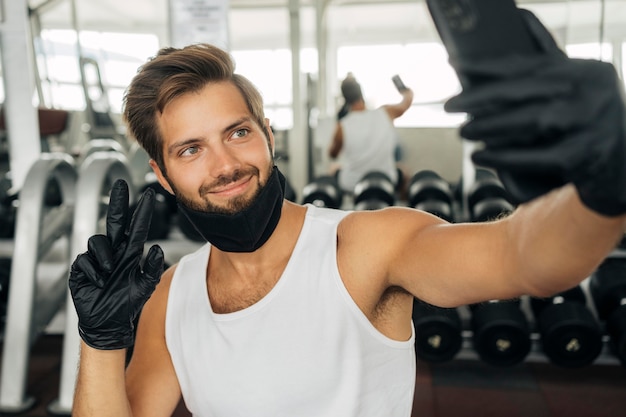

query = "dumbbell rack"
[[448, 248, 626, 367]]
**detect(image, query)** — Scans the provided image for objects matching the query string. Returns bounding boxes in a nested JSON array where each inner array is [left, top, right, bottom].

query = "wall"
[[396, 127, 464, 184]]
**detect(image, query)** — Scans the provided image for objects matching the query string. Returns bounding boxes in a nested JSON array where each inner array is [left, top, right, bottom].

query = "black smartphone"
[[426, 0, 541, 87], [391, 75, 408, 92]]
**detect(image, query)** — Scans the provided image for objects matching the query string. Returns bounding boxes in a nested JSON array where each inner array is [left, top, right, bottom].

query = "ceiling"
[[26, 0, 626, 48]]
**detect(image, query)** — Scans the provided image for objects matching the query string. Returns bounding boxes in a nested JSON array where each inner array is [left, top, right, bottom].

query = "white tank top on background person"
[[338, 107, 399, 193], [165, 204, 416, 417]]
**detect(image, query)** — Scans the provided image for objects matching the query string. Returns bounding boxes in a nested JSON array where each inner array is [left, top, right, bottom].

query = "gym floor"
[[1, 334, 624, 417]]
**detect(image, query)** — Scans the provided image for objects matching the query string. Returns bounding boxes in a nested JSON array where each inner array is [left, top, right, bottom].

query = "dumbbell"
[[130, 181, 176, 241], [618, 233, 626, 250], [302, 175, 343, 209], [407, 170, 454, 222], [412, 298, 463, 363], [530, 285, 603, 368], [470, 299, 532, 367], [467, 170, 515, 222], [353, 171, 395, 211], [0, 174, 17, 239], [0, 257, 10, 332], [589, 257, 626, 366]]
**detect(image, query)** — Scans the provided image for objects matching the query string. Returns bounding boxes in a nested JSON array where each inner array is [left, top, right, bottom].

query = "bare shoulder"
[[338, 206, 444, 250], [336, 206, 445, 290]]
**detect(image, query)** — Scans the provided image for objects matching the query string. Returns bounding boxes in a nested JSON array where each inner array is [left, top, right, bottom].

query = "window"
[[337, 43, 465, 127], [38, 29, 159, 112]]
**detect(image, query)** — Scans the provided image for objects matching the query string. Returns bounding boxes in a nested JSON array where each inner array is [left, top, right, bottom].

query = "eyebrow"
[[166, 116, 254, 156]]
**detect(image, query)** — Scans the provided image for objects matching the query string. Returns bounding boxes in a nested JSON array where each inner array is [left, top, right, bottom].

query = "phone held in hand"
[[392, 75, 408, 92], [425, 0, 540, 87]]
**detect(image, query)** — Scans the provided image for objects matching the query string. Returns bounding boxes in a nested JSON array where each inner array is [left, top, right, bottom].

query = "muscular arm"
[[406, 185, 626, 307], [345, 185, 626, 310], [383, 88, 414, 120]]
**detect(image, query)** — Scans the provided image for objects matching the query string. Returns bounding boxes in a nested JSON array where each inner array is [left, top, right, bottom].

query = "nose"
[[207, 142, 241, 179]]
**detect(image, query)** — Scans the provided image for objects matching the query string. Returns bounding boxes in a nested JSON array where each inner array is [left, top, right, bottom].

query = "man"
[[69, 12, 626, 417], [328, 73, 414, 196]]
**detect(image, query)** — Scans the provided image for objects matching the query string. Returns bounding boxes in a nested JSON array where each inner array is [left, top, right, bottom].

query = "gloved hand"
[[444, 9, 626, 216], [69, 179, 164, 350]]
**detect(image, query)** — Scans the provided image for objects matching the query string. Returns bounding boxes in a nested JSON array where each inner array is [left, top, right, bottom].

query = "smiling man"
[[68, 18, 626, 417]]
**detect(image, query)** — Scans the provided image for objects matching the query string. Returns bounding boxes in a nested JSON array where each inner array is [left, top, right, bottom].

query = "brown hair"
[[123, 43, 268, 173], [340, 74, 363, 106]]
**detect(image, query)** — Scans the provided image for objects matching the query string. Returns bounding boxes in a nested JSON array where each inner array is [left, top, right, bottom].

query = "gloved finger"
[[450, 53, 561, 86], [141, 245, 165, 288], [70, 252, 105, 288], [519, 9, 566, 56], [471, 133, 590, 173], [87, 234, 114, 273], [125, 187, 156, 260], [445, 77, 572, 115], [496, 169, 566, 204], [459, 103, 547, 144], [459, 99, 590, 146], [107, 179, 130, 249]]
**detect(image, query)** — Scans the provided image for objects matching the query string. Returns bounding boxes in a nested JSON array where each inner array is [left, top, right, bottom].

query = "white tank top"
[[165, 204, 416, 417], [338, 107, 399, 192]]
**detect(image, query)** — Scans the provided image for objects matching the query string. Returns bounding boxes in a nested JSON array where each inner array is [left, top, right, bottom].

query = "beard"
[[168, 162, 273, 215]]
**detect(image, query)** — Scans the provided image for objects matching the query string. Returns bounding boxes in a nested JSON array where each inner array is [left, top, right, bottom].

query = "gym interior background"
[[1, 0, 626, 416]]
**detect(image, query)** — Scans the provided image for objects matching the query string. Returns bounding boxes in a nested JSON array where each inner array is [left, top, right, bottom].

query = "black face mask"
[[177, 166, 286, 253]]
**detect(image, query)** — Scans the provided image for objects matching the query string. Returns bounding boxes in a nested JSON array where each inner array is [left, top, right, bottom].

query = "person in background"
[[68, 9, 626, 417], [328, 73, 414, 198]]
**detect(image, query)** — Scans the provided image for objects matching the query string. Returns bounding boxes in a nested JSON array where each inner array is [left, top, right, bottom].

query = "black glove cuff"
[[577, 188, 626, 217], [78, 326, 135, 351]]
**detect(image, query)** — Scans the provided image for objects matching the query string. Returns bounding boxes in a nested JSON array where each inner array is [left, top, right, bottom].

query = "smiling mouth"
[[209, 176, 254, 198]]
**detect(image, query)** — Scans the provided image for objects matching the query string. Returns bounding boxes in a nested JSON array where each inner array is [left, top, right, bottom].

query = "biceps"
[[390, 221, 520, 308]]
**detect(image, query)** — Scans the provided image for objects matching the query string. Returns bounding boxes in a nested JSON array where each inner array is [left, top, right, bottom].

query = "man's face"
[[151, 81, 274, 215]]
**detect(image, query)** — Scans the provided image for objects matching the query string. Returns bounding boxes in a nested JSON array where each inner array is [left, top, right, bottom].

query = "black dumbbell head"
[[408, 170, 453, 209], [536, 302, 603, 368], [470, 301, 532, 367], [353, 171, 395, 207], [607, 305, 626, 366], [413, 299, 463, 363], [302, 175, 343, 209], [589, 258, 626, 321]]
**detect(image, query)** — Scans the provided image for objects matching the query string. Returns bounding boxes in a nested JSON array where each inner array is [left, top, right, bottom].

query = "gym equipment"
[[589, 257, 626, 366], [0, 257, 10, 332], [51, 151, 136, 415], [130, 181, 176, 241], [530, 285, 603, 368], [467, 170, 515, 222], [412, 298, 463, 363], [0, 154, 77, 413], [0, 172, 65, 239], [353, 171, 395, 211], [407, 170, 454, 222], [470, 299, 532, 367], [302, 175, 344, 209], [0, 174, 17, 238], [618, 233, 626, 250]]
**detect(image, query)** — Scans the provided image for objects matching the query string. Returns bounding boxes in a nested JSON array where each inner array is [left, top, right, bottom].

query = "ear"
[[149, 159, 175, 195], [264, 118, 275, 157]]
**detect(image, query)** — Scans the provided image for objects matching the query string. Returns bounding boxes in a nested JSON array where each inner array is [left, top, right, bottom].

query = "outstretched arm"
[[383, 87, 414, 120], [380, 186, 626, 309]]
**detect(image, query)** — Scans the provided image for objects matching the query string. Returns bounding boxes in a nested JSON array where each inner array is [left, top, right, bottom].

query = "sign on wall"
[[168, 0, 230, 50]]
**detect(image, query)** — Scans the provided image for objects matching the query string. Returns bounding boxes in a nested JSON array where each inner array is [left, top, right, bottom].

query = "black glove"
[[444, 9, 626, 216], [69, 179, 164, 350]]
